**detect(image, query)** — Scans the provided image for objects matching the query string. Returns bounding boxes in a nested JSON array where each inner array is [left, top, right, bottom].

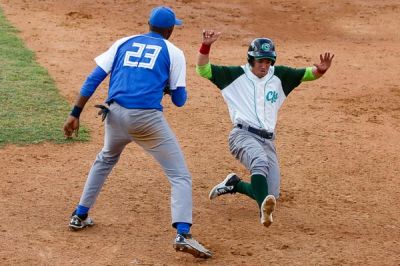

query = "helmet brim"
[[248, 50, 276, 62], [254, 55, 275, 62]]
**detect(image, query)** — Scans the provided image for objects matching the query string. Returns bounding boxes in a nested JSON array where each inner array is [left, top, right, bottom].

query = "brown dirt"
[[0, 0, 399, 265]]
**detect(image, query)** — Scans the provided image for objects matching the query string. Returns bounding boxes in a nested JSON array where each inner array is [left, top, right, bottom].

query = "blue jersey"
[[95, 32, 186, 110]]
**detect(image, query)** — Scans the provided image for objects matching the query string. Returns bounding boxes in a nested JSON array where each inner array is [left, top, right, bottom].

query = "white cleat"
[[173, 233, 212, 259], [260, 195, 276, 227]]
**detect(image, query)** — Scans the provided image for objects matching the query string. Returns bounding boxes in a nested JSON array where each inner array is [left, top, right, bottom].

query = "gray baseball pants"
[[228, 126, 280, 198], [78, 102, 192, 225]]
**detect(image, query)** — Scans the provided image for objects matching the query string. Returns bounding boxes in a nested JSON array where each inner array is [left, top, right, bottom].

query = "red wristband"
[[199, 43, 211, 55]]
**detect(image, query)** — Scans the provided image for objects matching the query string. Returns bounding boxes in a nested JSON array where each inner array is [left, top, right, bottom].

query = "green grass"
[[0, 9, 89, 146]]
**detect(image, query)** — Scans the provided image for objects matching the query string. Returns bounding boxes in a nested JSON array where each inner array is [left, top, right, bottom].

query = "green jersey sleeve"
[[210, 65, 244, 90], [197, 63, 244, 90], [274, 66, 306, 96], [301, 67, 317, 81], [196, 63, 212, 79]]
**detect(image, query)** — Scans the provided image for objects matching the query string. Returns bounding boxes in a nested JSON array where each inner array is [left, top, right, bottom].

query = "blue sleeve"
[[79, 66, 108, 97], [171, 87, 187, 107]]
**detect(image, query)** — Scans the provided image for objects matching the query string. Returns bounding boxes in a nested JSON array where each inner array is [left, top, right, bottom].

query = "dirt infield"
[[0, 0, 399, 265]]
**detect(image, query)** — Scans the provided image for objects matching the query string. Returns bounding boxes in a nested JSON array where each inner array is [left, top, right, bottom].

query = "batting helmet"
[[247, 38, 277, 66]]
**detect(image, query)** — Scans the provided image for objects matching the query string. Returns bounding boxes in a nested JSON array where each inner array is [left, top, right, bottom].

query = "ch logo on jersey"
[[265, 91, 278, 103], [123, 42, 161, 69]]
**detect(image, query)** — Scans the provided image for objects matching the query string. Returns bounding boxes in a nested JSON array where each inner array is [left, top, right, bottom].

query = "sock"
[[76, 205, 90, 219], [176, 222, 191, 235], [235, 180, 255, 200], [251, 174, 269, 208]]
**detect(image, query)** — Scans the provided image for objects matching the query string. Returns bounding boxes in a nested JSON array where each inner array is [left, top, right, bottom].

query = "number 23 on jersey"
[[123, 42, 161, 70]]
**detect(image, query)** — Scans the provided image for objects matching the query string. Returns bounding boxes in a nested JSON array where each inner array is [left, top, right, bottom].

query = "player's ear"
[[165, 27, 174, 39]]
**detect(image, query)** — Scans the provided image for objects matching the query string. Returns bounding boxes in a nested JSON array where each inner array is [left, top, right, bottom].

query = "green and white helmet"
[[247, 38, 276, 65]]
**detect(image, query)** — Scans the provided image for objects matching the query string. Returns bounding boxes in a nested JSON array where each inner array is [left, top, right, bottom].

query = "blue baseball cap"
[[149, 6, 182, 29]]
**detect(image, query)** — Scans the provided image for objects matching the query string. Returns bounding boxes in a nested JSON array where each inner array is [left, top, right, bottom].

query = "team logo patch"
[[261, 43, 271, 51], [266, 91, 278, 103]]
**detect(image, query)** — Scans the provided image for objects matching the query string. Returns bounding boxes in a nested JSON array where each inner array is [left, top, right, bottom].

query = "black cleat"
[[69, 212, 94, 231], [209, 173, 241, 200]]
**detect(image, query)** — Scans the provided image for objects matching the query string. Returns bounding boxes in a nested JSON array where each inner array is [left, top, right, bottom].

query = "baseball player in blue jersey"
[[63, 6, 212, 258], [196, 30, 334, 228]]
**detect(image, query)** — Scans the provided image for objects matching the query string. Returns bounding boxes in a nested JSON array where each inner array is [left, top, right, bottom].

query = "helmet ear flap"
[[247, 55, 255, 66]]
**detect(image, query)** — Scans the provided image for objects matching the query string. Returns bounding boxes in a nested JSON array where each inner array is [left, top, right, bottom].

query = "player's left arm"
[[167, 45, 188, 107], [302, 52, 334, 81], [170, 87, 187, 107]]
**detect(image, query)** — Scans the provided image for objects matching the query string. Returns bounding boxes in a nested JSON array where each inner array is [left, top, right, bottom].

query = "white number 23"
[[123, 43, 161, 69]]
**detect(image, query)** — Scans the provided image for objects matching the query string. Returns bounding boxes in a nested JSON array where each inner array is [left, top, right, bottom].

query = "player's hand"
[[63, 115, 80, 138], [202, 30, 221, 45], [314, 52, 334, 74]]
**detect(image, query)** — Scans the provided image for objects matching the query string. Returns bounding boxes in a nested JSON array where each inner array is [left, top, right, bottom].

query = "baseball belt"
[[236, 124, 273, 139]]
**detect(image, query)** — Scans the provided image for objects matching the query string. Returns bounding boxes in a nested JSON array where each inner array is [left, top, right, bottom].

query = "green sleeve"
[[196, 63, 244, 90], [196, 63, 212, 79], [210, 65, 244, 90], [301, 67, 317, 81], [274, 66, 306, 96]]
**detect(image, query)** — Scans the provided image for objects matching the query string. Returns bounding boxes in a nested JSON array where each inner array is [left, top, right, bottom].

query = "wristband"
[[199, 43, 211, 55], [70, 105, 83, 118]]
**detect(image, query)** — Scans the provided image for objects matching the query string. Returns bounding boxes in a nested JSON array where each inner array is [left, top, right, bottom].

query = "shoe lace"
[[217, 185, 234, 195], [71, 216, 82, 225]]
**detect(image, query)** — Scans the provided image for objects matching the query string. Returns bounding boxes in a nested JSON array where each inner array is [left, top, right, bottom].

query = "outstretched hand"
[[202, 30, 221, 45], [314, 52, 334, 74], [63, 115, 80, 138]]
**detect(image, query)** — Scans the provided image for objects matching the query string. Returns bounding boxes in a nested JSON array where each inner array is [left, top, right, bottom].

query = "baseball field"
[[0, 0, 399, 265]]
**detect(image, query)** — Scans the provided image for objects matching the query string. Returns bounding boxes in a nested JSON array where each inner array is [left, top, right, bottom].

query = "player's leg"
[[257, 141, 279, 227], [70, 103, 131, 230], [243, 137, 278, 227], [208, 172, 251, 199], [209, 128, 267, 201], [263, 140, 280, 199], [210, 128, 269, 202], [210, 127, 276, 226], [229, 128, 271, 206], [127, 109, 211, 258], [209, 128, 259, 200], [127, 109, 192, 226]]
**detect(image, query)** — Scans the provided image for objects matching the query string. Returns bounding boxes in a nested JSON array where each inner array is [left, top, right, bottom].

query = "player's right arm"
[[63, 66, 108, 138], [63, 37, 132, 138], [196, 30, 221, 78], [196, 30, 244, 90]]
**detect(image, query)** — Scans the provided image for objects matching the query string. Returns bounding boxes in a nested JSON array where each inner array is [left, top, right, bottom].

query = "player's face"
[[252, 58, 272, 78]]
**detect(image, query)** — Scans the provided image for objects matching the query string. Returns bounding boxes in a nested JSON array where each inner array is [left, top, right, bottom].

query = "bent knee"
[[251, 159, 269, 177], [97, 151, 121, 165]]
